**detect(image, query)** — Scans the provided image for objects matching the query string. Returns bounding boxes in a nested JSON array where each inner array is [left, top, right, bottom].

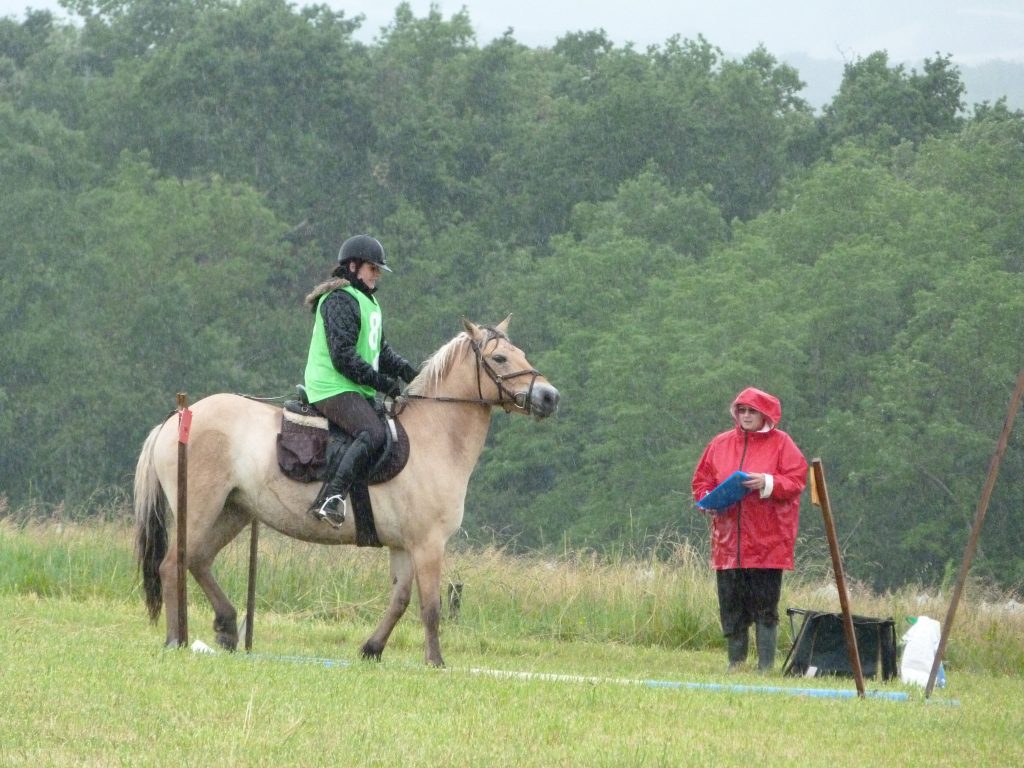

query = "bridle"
[[398, 327, 541, 415]]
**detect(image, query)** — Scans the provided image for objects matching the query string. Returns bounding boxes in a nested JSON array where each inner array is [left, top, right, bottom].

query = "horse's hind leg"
[[158, 506, 248, 650], [360, 548, 414, 661], [158, 547, 185, 648], [191, 561, 240, 651], [189, 503, 250, 651]]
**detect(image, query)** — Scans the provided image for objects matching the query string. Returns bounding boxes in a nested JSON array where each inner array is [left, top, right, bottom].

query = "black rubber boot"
[[755, 621, 778, 672], [309, 431, 374, 527], [726, 630, 749, 671]]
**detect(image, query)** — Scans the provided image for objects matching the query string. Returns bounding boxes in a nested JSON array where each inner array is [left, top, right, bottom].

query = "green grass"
[[1, 518, 1023, 766]]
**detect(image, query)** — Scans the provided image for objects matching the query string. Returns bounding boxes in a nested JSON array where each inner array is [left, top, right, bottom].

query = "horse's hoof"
[[360, 642, 383, 661]]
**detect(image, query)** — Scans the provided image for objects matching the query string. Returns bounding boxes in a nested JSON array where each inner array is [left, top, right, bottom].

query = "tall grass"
[[1, 509, 1022, 675]]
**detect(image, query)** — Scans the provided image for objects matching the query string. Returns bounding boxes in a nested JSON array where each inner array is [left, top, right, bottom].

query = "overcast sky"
[[3, 1, 1023, 65]]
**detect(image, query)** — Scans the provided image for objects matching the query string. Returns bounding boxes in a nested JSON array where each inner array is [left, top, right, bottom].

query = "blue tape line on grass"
[[242, 652, 954, 704], [465, 666, 919, 702], [247, 653, 351, 669], [647, 679, 909, 701]]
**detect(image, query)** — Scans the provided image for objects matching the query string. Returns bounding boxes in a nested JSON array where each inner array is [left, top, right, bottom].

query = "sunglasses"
[[736, 406, 760, 415]]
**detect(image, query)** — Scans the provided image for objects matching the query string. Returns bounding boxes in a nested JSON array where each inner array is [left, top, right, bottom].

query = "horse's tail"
[[133, 422, 170, 623]]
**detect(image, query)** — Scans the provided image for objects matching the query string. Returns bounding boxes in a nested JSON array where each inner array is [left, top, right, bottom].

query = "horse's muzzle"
[[524, 382, 559, 418]]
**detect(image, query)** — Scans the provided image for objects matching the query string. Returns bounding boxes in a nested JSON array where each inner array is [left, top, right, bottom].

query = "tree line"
[[2, 0, 1022, 589]]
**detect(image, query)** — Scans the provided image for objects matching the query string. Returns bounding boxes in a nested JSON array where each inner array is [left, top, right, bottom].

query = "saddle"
[[276, 388, 410, 547]]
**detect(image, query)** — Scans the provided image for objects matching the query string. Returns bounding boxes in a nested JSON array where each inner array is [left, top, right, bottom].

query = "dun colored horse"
[[134, 317, 559, 666]]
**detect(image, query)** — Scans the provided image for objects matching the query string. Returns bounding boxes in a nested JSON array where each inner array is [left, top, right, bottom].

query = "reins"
[[397, 328, 539, 415]]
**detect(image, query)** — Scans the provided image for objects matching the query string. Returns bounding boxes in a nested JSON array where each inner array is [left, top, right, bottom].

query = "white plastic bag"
[[900, 615, 946, 687]]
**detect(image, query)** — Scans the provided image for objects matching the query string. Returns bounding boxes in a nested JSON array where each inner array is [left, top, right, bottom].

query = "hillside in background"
[[783, 53, 1024, 111]]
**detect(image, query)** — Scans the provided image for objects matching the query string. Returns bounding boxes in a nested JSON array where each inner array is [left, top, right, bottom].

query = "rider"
[[303, 234, 419, 525]]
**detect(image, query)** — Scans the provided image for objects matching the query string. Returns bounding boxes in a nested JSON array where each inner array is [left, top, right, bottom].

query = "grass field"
[[1, 517, 1022, 766]]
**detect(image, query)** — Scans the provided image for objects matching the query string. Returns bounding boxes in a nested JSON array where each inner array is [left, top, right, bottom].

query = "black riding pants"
[[313, 391, 387, 454]]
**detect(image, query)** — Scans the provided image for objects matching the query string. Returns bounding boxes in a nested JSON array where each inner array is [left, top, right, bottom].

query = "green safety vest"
[[303, 285, 382, 402]]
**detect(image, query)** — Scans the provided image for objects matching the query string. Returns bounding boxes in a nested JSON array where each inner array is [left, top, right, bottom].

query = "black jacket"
[[318, 287, 418, 394]]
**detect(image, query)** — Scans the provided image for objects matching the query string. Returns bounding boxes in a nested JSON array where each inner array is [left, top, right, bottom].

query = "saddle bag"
[[276, 400, 329, 483]]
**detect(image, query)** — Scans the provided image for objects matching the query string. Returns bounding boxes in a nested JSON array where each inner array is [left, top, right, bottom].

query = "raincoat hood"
[[731, 387, 782, 430]]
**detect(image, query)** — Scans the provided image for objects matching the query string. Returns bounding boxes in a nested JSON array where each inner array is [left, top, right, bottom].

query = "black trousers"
[[313, 391, 387, 454], [716, 568, 783, 637]]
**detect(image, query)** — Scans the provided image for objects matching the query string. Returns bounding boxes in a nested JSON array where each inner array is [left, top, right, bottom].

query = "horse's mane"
[[405, 332, 472, 396]]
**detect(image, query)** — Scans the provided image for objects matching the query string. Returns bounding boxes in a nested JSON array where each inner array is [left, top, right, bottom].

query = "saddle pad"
[[276, 404, 410, 485], [366, 415, 410, 485]]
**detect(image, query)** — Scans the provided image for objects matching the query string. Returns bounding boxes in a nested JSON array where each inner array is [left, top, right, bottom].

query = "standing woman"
[[303, 235, 419, 525], [691, 387, 808, 671]]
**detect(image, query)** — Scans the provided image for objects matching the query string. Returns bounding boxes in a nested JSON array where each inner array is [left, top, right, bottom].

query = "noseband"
[[398, 327, 541, 414], [472, 329, 541, 413]]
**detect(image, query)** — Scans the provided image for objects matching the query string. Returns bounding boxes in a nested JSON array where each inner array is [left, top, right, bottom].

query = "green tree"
[[1, 153, 294, 504], [912, 104, 1024, 269], [0, 103, 98, 500], [86, 0, 372, 233], [821, 52, 966, 152]]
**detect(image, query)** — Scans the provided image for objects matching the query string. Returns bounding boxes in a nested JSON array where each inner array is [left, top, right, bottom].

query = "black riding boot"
[[726, 630, 749, 670], [755, 621, 778, 672], [309, 431, 374, 527]]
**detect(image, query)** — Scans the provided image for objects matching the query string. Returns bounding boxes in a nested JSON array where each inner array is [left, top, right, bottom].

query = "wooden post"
[[175, 392, 191, 648], [926, 369, 1024, 698], [244, 520, 259, 652], [447, 581, 463, 621], [810, 459, 866, 698]]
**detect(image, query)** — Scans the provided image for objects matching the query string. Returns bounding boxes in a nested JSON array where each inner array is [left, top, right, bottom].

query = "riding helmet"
[[337, 234, 392, 272]]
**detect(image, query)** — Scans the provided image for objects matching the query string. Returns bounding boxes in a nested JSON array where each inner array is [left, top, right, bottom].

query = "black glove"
[[378, 375, 401, 399], [401, 363, 420, 383]]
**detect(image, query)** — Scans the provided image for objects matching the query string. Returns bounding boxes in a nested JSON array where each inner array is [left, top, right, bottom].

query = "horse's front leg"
[[411, 541, 446, 667], [360, 548, 413, 661]]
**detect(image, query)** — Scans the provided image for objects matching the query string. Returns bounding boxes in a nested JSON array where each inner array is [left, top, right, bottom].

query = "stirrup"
[[311, 495, 347, 527]]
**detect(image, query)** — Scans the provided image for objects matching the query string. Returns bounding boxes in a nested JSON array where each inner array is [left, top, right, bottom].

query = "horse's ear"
[[461, 317, 479, 336], [496, 314, 512, 334]]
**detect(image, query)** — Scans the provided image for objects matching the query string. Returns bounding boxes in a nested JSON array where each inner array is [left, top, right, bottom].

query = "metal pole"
[[175, 392, 191, 648], [244, 520, 259, 652], [926, 369, 1024, 697], [810, 459, 866, 697]]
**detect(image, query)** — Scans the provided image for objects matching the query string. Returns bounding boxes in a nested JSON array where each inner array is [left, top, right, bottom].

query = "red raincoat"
[[691, 387, 808, 570]]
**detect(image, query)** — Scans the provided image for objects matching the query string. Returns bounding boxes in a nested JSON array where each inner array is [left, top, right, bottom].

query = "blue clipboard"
[[696, 471, 752, 511]]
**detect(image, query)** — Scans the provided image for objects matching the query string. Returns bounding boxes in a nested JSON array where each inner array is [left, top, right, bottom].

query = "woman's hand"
[[741, 472, 766, 491]]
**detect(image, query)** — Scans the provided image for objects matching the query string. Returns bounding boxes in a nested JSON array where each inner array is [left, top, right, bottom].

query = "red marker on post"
[[178, 405, 193, 444]]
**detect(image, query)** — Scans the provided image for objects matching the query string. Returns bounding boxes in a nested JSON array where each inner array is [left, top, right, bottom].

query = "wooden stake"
[[175, 392, 190, 648], [926, 369, 1024, 697], [811, 459, 866, 697], [245, 520, 259, 652]]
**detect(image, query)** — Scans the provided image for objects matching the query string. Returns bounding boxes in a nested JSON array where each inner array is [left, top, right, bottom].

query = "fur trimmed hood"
[[304, 278, 350, 311]]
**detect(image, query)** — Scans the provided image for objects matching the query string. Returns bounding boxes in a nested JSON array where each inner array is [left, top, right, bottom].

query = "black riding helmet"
[[336, 234, 392, 272]]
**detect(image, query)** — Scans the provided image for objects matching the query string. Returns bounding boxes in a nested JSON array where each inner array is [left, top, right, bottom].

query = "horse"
[[133, 317, 559, 666]]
